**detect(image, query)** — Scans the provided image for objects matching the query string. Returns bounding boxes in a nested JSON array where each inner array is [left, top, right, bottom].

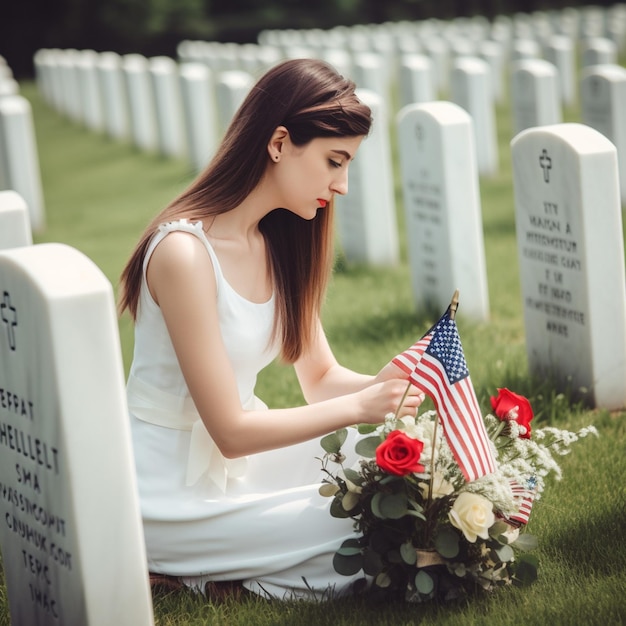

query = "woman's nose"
[[331, 170, 349, 195]]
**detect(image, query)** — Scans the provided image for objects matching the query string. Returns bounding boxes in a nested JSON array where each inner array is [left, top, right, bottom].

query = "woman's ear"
[[267, 126, 289, 162]]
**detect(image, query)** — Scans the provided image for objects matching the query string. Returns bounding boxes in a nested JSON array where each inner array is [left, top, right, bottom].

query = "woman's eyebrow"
[[330, 149, 353, 160]]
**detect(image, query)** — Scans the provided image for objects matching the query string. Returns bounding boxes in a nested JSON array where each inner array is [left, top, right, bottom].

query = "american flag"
[[392, 305, 497, 482], [506, 478, 537, 526]]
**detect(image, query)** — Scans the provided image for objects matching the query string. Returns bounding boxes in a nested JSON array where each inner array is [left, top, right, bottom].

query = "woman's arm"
[[147, 232, 422, 458]]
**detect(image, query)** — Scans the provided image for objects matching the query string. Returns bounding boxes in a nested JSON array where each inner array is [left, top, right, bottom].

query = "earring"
[[274, 155, 280, 161]]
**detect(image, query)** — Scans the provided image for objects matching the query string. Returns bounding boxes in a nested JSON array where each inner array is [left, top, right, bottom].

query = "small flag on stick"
[[392, 291, 497, 482], [505, 479, 537, 526]]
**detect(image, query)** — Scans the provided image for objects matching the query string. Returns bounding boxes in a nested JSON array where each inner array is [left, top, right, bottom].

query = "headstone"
[[398, 54, 436, 110], [544, 35, 576, 107], [423, 37, 450, 96], [57, 50, 83, 124], [351, 52, 387, 102], [397, 101, 489, 320], [97, 52, 130, 141], [581, 37, 618, 68], [450, 56, 499, 176], [149, 56, 186, 158], [478, 39, 505, 104], [122, 54, 158, 153], [179, 62, 218, 173], [215, 70, 254, 138], [0, 191, 32, 249], [580, 64, 626, 206], [510, 59, 562, 136], [511, 123, 626, 409], [76, 50, 105, 133], [334, 89, 399, 266], [0, 95, 46, 233], [0, 243, 155, 625]]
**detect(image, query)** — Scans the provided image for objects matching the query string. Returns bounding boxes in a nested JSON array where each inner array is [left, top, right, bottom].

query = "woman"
[[118, 58, 422, 600]]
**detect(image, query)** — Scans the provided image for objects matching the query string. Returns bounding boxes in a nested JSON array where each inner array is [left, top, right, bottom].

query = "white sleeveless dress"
[[126, 219, 363, 600]]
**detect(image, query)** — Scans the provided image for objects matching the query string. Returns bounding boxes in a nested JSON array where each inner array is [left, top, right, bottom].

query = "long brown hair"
[[118, 58, 372, 362]]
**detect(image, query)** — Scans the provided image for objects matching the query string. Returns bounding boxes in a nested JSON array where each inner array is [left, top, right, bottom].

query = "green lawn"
[[0, 75, 625, 626]]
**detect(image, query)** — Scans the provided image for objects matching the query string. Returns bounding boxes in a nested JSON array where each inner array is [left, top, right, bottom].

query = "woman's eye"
[[329, 159, 342, 168]]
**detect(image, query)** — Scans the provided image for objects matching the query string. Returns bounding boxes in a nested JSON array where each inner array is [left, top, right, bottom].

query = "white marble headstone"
[[544, 35, 576, 107], [334, 89, 399, 266], [580, 64, 626, 206], [0, 191, 32, 250], [179, 62, 218, 173], [149, 56, 186, 158], [76, 50, 105, 133], [215, 70, 254, 138], [450, 56, 499, 177], [398, 54, 436, 110], [510, 59, 562, 136], [122, 54, 158, 153], [397, 101, 489, 321], [0, 243, 154, 625], [0, 95, 46, 233], [97, 51, 130, 141], [512, 123, 626, 409]]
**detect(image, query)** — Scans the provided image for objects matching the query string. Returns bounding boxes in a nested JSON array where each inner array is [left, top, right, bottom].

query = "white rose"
[[419, 472, 454, 500], [448, 492, 495, 543]]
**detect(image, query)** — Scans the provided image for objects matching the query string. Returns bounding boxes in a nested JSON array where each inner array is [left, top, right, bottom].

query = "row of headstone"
[[33, 49, 238, 173], [0, 190, 155, 625], [0, 58, 46, 234]]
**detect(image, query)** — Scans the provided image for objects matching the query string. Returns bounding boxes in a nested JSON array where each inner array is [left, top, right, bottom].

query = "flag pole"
[[426, 290, 459, 514]]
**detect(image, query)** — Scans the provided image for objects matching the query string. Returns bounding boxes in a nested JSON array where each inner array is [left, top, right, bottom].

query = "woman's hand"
[[355, 378, 425, 425]]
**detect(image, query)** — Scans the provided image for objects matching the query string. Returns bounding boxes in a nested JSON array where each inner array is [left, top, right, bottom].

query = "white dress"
[[127, 219, 363, 600]]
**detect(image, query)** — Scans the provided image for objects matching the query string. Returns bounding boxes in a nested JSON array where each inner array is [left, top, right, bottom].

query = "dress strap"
[[143, 219, 224, 295]]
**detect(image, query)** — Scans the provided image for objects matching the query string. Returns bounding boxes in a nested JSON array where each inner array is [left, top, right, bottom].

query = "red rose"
[[375, 430, 425, 476], [490, 388, 534, 439]]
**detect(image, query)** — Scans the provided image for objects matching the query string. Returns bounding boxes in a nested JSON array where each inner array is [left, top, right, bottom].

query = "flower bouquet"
[[319, 296, 598, 603]]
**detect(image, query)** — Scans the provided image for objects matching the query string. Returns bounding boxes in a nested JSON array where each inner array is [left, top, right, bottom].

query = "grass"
[[1, 68, 626, 625]]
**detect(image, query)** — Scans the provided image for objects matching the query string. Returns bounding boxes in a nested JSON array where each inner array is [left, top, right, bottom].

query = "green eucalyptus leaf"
[[513, 533, 539, 552], [379, 493, 409, 519], [371, 492, 384, 518], [355, 436, 381, 458], [415, 570, 435, 595], [387, 548, 403, 564], [400, 542, 417, 565], [434, 527, 460, 559], [318, 483, 339, 497], [357, 423, 379, 434], [333, 551, 363, 576], [513, 554, 539, 586], [341, 491, 360, 511], [329, 496, 351, 518], [343, 467, 363, 484], [362, 549, 384, 576], [489, 520, 510, 538], [375, 572, 392, 588], [320, 429, 348, 454], [495, 544, 515, 562], [336, 544, 362, 557]]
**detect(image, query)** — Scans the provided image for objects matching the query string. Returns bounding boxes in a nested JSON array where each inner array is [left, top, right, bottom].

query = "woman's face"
[[273, 135, 364, 220]]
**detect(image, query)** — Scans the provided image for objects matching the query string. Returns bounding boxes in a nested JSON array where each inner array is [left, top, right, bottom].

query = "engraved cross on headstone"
[[1, 290, 17, 351], [539, 149, 552, 183]]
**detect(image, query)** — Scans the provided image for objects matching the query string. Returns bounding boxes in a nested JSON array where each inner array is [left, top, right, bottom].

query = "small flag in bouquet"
[[392, 291, 497, 482], [506, 478, 538, 526]]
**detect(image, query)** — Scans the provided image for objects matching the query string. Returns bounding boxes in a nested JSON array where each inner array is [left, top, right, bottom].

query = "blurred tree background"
[[0, 0, 620, 78]]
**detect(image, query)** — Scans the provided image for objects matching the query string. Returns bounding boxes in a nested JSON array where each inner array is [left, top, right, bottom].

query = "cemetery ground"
[[1, 80, 625, 626]]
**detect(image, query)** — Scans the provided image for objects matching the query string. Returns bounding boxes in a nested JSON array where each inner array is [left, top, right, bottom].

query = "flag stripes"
[[392, 306, 497, 483], [507, 479, 536, 526]]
